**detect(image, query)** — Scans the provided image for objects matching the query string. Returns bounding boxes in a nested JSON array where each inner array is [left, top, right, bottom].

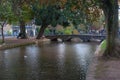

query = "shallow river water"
[[0, 42, 98, 80]]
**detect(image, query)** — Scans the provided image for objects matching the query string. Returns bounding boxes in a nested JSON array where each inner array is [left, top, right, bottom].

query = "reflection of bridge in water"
[[45, 34, 106, 42]]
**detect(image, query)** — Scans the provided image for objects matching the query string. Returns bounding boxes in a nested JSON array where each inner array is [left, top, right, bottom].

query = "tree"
[[0, 0, 13, 43], [56, 0, 120, 58], [72, 0, 120, 58], [100, 0, 120, 58], [33, 4, 69, 39], [9, 0, 34, 39], [60, 0, 120, 58], [28, 0, 119, 57], [0, 21, 6, 43]]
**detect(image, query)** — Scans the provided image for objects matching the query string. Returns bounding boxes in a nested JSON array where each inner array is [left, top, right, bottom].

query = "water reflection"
[[0, 42, 98, 80]]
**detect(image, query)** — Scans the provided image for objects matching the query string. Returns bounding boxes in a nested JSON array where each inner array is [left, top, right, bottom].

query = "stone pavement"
[[0, 37, 50, 50], [86, 55, 120, 80]]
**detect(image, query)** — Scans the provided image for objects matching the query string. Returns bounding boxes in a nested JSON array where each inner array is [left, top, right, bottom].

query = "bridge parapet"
[[45, 34, 106, 42]]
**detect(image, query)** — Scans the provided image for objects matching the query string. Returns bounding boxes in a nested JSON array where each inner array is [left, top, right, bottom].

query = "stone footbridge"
[[45, 34, 106, 42]]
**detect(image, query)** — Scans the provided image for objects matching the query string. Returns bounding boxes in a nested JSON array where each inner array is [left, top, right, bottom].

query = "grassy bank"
[[100, 40, 106, 50]]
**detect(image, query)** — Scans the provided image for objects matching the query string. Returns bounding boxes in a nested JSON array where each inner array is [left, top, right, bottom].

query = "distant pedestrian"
[[17, 33, 22, 39]]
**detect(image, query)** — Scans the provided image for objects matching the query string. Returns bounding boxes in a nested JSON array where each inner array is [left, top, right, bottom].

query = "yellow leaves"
[[66, 26, 72, 29], [60, 0, 67, 4], [78, 24, 86, 31], [84, 6, 103, 23], [64, 25, 73, 35], [92, 21, 101, 30], [79, 24, 85, 28], [72, 29, 79, 34], [38, 0, 58, 6], [85, 8, 90, 14], [71, 6, 77, 11], [55, 25, 64, 31], [59, 0, 67, 9]]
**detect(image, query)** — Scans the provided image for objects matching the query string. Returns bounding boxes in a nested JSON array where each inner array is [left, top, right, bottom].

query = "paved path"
[[5, 37, 35, 44], [86, 56, 120, 80]]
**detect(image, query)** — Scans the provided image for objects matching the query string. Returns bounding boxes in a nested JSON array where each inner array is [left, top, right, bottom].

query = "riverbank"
[[1, 38, 120, 80], [0, 38, 50, 50], [86, 46, 120, 80]]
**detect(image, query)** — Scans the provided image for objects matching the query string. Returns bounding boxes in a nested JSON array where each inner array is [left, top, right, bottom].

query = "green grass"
[[100, 40, 106, 50], [0, 40, 2, 44]]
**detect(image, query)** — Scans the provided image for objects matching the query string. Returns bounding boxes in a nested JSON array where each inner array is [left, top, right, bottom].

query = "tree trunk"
[[0, 21, 6, 43], [36, 25, 47, 39], [102, 0, 120, 58], [1, 26, 4, 43], [18, 20, 27, 39]]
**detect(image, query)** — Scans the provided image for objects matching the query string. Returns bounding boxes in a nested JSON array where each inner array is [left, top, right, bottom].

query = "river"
[[0, 42, 98, 80]]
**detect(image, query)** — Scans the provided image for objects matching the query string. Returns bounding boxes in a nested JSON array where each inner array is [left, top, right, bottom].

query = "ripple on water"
[[0, 42, 98, 80]]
